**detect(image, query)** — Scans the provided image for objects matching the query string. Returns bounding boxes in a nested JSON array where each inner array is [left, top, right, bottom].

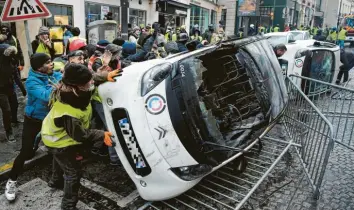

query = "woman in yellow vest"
[[31, 26, 55, 59], [41, 63, 114, 210]]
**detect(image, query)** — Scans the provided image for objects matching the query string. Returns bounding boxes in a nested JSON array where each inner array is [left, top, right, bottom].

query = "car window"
[[309, 50, 334, 83], [304, 32, 310, 40], [267, 35, 287, 46], [291, 32, 304, 40], [288, 34, 295, 41]]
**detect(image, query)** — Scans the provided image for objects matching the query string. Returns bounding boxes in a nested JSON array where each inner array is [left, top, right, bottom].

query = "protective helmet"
[[179, 33, 189, 42], [69, 39, 87, 52], [250, 24, 255, 28]]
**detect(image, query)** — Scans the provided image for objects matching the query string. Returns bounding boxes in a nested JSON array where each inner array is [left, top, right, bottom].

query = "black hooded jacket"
[[0, 26, 24, 66]]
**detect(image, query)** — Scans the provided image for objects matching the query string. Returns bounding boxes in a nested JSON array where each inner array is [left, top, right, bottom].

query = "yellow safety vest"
[[191, 35, 202, 42], [330, 31, 338, 41], [172, 33, 178, 42], [338, 29, 347, 40], [239, 32, 243, 38], [42, 100, 92, 148], [273, 27, 280, 32], [35, 42, 51, 56]]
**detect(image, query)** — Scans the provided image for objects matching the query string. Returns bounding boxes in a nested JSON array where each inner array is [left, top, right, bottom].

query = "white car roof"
[[264, 32, 290, 36], [280, 40, 339, 60], [289, 30, 308, 34]]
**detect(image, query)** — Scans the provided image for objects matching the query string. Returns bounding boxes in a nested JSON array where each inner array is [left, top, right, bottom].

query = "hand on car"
[[104, 132, 114, 147], [107, 70, 123, 82]]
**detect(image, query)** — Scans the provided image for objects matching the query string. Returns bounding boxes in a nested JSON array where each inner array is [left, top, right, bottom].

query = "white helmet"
[[250, 24, 255, 28]]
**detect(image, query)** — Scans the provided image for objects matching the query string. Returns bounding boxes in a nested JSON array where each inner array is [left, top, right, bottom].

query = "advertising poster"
[[238, 0, 257, 16]]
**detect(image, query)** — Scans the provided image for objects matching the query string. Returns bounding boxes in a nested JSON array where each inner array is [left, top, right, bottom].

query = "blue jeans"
[[337, 40, 345, 49], [92, 100, 119, 162]]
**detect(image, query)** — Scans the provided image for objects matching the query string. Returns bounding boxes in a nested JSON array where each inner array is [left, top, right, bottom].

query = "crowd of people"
[[0, 21, 229, 210]]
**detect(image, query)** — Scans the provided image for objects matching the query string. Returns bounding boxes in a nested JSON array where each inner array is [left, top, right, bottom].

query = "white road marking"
[[80, 178, 139, 208]]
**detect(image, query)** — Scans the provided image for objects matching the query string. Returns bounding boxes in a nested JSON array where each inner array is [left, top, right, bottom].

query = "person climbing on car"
[[5, 53, 62, 202], [273, 44, 287, 58], [40, 63, 116, 210], [336, 49, 354, 85], [91, 44, 123, 164]]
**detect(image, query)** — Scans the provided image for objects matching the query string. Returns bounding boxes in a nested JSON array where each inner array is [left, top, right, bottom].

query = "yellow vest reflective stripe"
[[338, 29, 347, 40], [36, 42, 51, 56], [42, 101, 92, 148]]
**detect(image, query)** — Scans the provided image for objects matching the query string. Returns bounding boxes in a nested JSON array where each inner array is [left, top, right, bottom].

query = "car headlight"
[[171, 164, 212, 181], [141, 63, 172, 96]]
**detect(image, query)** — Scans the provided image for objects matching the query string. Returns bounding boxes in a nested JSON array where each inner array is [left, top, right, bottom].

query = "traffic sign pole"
[[24, 20, 33, 57]]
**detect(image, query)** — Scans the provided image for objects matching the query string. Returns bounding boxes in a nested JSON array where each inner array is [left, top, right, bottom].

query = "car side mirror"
[[288, 40, 296, 43]]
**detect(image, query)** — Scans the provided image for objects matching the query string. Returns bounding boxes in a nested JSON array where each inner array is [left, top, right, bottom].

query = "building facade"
[[321, 0, 354, 28]]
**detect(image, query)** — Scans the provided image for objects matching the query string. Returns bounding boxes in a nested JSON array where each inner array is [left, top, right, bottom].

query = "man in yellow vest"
[[41, 63, 115, 210], [172, 27, 181, 41], [31, 26, 56, 59], [66, 27, 86, 53], [327, 27, 338, 43], [338, 27, 348, 49], [190, 28, 202, 42], [273, 24, 280, 32]]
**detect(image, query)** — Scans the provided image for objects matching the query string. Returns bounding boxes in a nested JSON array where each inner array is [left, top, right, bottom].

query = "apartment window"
[[211, 10, 217, 25], [129, 9, 146, 28], [85, 2, 120, 26], [43, 4, 73, 27], [190, 5, 210, 33]]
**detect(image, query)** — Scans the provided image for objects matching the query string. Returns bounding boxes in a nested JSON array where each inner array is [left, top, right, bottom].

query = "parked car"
[[289, 30, 311, 41], [98, 37, 288, 201], [278, 40, 341, 94], [264, 32, 296, 46]]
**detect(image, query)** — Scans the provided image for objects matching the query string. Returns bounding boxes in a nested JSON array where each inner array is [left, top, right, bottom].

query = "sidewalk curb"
[[0, 151, 49, 180]]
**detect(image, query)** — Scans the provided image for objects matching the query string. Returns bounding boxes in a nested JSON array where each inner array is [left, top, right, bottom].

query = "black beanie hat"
[[62, 63, 92, 86], [30, 53, 51, 70]]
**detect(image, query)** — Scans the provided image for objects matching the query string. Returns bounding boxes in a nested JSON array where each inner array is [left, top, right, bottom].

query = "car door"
[[301, 49, 335, 94]]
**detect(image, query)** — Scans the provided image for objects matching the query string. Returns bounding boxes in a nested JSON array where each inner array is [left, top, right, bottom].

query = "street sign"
[[0, 0, 52, 23]]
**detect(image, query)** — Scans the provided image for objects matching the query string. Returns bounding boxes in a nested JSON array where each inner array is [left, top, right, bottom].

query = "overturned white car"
[[99, 37, 288, 201]]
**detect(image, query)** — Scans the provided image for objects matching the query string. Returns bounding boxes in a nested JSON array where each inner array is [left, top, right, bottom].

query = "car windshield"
[[267, 35, 287, 46], [291, 32, 304, 40]]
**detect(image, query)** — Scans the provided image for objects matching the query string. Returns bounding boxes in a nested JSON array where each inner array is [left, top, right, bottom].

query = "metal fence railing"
[[289, 75, 354, 151], [284, 77, 335, 198]]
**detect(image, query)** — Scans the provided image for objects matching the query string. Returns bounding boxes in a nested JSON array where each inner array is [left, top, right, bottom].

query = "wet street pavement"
[[1, 60, 354, 210]]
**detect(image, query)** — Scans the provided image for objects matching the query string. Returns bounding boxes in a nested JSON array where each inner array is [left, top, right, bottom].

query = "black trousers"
[[8, 91, 18, 122], [337, 69, 349, 83], [0, 93, 12, 132], [9, 116, 42, 180], [49, 146, 82, 210]]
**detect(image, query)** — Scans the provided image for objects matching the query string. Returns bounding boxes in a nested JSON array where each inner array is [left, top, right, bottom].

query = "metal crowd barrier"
[[138, 77, 335, 210], [289, 75, 354, 151]]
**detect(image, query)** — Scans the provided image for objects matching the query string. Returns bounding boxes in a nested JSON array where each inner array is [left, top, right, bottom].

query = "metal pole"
[[293, 0, 297, 27], [24, 20, 33, 57], [272, 0, 276, 26], [234, 0, 239, 35], [336, 0, 343, 41]]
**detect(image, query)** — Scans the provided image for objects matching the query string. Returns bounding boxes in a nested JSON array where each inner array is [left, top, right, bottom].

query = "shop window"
[[211, 10, 216, 26], [43, 4, 73, 27], [129, 9, 146, 28], [190, 5, 210, 34], [85, 2, 120, 26]]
